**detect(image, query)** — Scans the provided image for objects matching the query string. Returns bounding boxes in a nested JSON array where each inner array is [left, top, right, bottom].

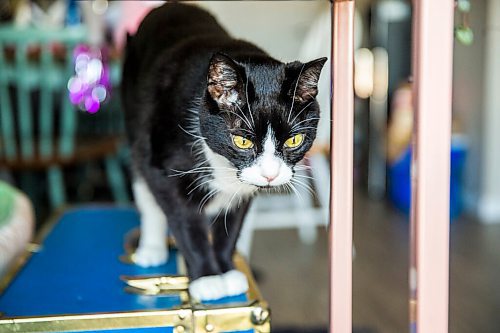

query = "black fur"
[[122, 3, 326, 280]]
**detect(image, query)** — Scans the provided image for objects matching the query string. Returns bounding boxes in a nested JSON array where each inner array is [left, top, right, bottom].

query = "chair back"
[[0, 24, 87, 165]]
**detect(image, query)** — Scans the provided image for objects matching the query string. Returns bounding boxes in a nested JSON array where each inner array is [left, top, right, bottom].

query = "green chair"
[[0, 24, 128, 209]]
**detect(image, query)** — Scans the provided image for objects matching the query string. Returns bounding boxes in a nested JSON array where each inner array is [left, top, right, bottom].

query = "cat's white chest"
[[204, 191, 239, 216], [203, 174, 256, 216], [201, 144, 256, 216]]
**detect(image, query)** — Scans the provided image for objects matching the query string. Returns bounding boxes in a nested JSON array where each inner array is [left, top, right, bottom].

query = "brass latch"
[[192, 303, 271, 333], [121, 275, 189, 295]]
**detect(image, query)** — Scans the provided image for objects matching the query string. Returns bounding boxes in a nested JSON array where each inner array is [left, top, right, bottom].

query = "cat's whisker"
[[245, 75, 255, 127], [274, 185, 282, 194], [209, 206, 224, 228], [198, 188, 219, 212], [223, 187, 242, 236], [234, 128, 254, 135], [294, 174, 315, 180], [294, 165, 313, 171], [292, 178, 314, 195], [287, 64, 306, 124], [306, 92, 317, 101], [172, 166, 236, 173], [290, 126, 318, 132], [210, 185, 241, 228], [170, 169, 204, 177], [223, 109, 253, 130], [290, 101, 315, 125], [178, 124, 206, 141], [283, 183, 294, 195], [187, 178, 216, 195], [191, 174, 238, 191], [192, 150, 206, 159], [273, 184, 285, 195], [234, 103, 254, 131], [186, 173, 209, 189], [291, 178, 315, 197], [193, 146, 205, 155], [169, 166, 236, 177], [293, 116, 321, 124], [287, 181, 303, 201], [190, 138, 207, 156], [291, 117, 320, 130]]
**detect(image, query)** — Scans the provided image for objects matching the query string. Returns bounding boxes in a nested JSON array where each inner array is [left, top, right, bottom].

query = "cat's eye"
[[233, 135, 254, 149], [284, 134, 304, 149]]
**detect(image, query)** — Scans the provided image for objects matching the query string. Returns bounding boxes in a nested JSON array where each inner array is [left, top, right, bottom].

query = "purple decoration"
[[84, 96, 100, 114], [68, 45, 111, 114]]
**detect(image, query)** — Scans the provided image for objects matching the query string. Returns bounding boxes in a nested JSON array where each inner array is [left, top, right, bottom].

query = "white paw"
[[189, 275, 226, 301], [132, 245, 168, 267], [222, 270, 249, 296]]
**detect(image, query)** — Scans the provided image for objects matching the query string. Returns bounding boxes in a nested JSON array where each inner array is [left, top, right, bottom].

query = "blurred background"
[[0, 0, 499, 332]]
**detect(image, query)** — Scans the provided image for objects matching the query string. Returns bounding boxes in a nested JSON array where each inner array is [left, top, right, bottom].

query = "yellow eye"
[[233, 135, 254, 149], [284, 134, 304, 148]]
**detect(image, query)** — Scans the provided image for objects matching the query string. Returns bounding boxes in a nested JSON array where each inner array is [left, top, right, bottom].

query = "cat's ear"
[[289, 57, 327, 103], [207, 53, 243, 108]]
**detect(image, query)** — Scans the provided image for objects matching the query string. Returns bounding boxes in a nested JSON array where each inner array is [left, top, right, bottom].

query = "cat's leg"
[[132, 177, 168, 267], [166, 208, 226, 301], [211, 200, 251, 296]]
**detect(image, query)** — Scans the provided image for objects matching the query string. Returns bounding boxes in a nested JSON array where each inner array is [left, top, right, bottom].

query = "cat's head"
[[199, 53, 327, 191]]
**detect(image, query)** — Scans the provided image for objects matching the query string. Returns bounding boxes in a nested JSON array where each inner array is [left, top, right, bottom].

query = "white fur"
[[132, 177, 169, 267], [222, 270, 249, 296], [240, 127, 293, 187], [189, 270, 249, 301], [189, 274, 226, 301]]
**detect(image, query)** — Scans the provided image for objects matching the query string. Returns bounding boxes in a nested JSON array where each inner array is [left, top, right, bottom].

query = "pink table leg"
[[410, 0, 454, 332], [330, 1, 355, 332]]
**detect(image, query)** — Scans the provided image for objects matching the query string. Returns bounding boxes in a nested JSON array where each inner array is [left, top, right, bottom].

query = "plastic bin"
[[388, 136, 467, 220]]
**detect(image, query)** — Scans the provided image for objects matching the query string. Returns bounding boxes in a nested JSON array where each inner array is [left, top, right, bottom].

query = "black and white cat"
[[122, 3, 326, 301]]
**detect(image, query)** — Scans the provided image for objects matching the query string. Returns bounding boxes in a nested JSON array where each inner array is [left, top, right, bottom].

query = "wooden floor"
[[250, 190, 500, 332]]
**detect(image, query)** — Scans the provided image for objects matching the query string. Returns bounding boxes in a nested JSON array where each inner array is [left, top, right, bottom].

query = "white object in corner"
[[478, 196, 500, 224], [0, 191, 34, 278]]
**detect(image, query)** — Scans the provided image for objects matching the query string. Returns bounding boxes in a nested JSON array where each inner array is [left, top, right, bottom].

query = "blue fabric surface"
[[0, 207, 248, 324], [0, 207, 182, 316], [85, 329, 173, 333], [85, 330, 252, 333]]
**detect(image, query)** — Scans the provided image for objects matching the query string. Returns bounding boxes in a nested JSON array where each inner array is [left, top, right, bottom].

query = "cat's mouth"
[[255, 183, 290, 191], [238, 175, 292, 189], [237, 179, 277, 191]]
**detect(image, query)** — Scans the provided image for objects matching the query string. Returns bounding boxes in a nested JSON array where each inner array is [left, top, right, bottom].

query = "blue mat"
[[0, 207, 249, 333]]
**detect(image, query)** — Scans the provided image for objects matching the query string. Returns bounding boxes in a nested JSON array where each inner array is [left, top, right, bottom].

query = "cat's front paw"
[[189, 275, 226, 301], [132, 245, 168, 267], [222, 270, 249, 296]]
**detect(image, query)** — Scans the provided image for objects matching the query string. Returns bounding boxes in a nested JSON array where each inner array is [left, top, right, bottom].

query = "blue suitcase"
[[0, 207, 270, 332]]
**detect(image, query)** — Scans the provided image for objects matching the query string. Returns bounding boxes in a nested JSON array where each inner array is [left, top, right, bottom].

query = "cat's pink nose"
[[264, 175, 277, 182], [262, 169, 279, 183], [260, 159, 280, 183]]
